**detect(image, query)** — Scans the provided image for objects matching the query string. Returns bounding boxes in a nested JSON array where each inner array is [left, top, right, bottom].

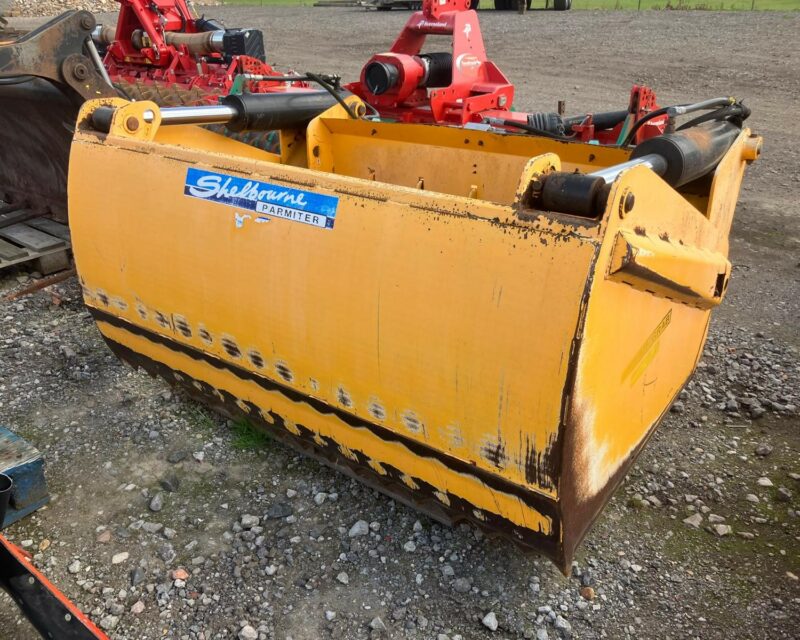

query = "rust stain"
[[154, 311, 171, 329], [220, 335, 241, 359], [439, 424, 464, 449], [173, 314, 192, 338], [337, 386, 353, 408], [275, 361, 293, 383], [197, 325, 213, 345], [401, 410, 423, 434], [368, 400, 386, 421], [523, 431, 559, 492], [481, 436, 508, 470], [247, 349, 265, 369]]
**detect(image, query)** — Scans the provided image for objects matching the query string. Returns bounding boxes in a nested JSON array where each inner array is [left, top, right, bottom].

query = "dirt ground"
[[1, 7, 798, 640]]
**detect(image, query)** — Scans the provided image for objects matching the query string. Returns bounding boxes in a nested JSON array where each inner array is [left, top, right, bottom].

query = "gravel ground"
[[1, 6, 799, 640], [4, 0, 119, 17]]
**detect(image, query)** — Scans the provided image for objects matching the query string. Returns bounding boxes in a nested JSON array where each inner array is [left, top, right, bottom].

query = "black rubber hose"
[[494, 118, 574, 140], [676, 103, 750, 131], [305, 72, 357, 119], [562, 109, 629, 132], [619, 106, 672, 147], [621, 97, 738, 147]]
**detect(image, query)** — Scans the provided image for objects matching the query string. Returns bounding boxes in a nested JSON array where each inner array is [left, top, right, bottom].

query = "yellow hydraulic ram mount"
[[68, 94, 761, 571]]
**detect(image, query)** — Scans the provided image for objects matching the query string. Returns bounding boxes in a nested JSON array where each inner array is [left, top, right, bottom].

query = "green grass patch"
[[187, 405, 216, 432], [572, 0, 799, 9], [231, 417, 272, 450]]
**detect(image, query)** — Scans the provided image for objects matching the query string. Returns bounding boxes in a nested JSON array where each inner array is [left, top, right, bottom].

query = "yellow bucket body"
[[67, 98, 760, 570]]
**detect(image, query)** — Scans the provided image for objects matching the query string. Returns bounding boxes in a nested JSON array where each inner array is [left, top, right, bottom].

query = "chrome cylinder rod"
[[142, 104, 238, 125], [589, 154, 667, 184], [84, 37, 113, 89]]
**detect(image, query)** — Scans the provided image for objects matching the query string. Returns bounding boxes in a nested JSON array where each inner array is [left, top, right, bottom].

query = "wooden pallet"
[[0, 212, 71, 275]]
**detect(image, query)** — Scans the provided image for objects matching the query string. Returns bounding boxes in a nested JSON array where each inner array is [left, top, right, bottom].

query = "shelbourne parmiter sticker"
[[184, 168, 339, 229]]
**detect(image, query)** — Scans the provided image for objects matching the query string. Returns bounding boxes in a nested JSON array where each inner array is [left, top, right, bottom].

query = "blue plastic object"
[[0, 425, 49, 528]]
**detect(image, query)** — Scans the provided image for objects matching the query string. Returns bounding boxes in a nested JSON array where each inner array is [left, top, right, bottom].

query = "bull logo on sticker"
[[184, 168, 338, 230]]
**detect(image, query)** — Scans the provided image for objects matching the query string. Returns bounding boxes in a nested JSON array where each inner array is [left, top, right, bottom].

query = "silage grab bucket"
[[67, 96, 760, 570]]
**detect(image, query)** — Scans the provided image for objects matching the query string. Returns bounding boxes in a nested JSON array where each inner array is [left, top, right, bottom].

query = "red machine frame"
[[1, 533, 108, 639], [101, 0, 297, 95], [349, 0, 513, 125], [350, 0, 666, 143]]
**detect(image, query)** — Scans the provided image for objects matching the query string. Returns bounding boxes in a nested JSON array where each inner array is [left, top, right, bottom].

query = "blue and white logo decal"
[[184, 168, 338, 230]]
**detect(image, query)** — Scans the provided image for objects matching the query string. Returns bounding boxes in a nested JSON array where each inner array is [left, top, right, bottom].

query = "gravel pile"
[[0, 266, 796, 640], [677, 325, 799, 420], [5, 1, 119, 17], [4, 1, 220, 18]]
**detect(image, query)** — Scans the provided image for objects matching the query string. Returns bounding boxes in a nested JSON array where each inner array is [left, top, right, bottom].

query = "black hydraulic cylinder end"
[[222, 91, 347, 132], [364, 61, 399, 95], [539, 173, 608, 219], [631, 120, 741, 188], [0, 474, 11, 526], [91, 106, 115, 133]]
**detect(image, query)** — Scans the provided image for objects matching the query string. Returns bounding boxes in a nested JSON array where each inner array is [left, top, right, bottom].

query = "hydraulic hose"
[[483, 117, 574, 140], [306, 72, 358, 119], [562, 109, 629, 132], [618, 105, 671, 147], [620, 97, 738, 147], [676, 102, 751, 131]]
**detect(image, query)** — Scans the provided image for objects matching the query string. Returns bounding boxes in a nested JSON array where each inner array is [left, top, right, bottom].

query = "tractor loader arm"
[[0, 10, 115, 220]]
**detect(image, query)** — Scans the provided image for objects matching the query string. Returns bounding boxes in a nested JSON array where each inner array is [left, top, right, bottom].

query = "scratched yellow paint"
[[94, 319, 554, 536], [621, 310, 671, 386], [568, 148, 757, 504], [70, 106, 604, 500], [68, 97, 759, 564]]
